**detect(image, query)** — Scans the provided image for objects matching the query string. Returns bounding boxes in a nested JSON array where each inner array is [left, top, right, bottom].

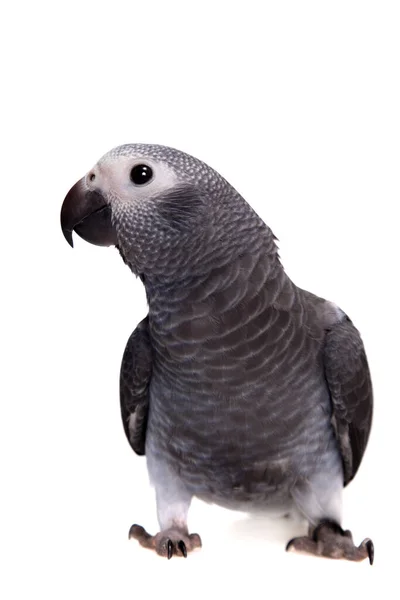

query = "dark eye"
[[130, 164, 153, 185]]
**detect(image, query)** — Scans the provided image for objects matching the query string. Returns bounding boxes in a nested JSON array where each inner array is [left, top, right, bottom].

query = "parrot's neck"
[[127, 191, 298, 389], [140, 201, 283, 288], [143, 236, 296, 391], [143, 227, 290, 325]]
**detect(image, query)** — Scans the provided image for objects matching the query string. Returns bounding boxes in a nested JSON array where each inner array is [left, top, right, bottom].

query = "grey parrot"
[[61, 144, 373, 563]]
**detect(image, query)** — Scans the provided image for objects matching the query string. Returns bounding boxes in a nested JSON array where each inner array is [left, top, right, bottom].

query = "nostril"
[[89, 172, 96, 182]]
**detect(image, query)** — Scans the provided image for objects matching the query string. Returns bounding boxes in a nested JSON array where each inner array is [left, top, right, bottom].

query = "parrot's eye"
[[130, 164, 153, 186]]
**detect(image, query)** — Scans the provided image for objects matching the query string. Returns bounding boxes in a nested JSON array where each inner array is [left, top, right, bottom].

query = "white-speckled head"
[[87, 151, 180, 209], [61, 143, 272, 281]]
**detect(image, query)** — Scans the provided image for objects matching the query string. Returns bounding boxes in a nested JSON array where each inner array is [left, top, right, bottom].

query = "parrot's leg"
[[129, 461, 202, 559], [287, 472, 374, 564]]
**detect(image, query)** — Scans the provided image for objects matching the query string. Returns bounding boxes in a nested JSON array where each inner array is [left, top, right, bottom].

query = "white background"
[[1, 1, 399, 598]]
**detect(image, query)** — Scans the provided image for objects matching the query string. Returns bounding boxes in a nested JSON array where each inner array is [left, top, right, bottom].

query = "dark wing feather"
[[120, 316, 152, 455], [323, 316, 373, 486]]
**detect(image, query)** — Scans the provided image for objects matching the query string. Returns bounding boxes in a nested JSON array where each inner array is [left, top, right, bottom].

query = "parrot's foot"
[[129, 524, 202, 559], [286, 520, 374, 564]]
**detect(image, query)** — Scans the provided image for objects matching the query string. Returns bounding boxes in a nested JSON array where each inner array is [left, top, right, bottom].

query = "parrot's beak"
[[60, 178, 118, 248]]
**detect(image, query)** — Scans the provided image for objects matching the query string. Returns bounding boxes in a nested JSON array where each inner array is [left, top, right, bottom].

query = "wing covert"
[[324, 316, 373, 485], [120, 316, 152, 455]]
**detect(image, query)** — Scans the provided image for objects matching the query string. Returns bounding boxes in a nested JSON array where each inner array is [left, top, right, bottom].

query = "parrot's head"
[[61, 144, 268, 281]]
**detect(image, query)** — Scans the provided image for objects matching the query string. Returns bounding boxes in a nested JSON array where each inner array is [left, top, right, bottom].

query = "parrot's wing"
[[120, 316, 152, 456], [323, 316, 373, 486]]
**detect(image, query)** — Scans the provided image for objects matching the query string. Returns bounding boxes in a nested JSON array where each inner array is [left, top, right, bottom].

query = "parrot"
[[60, 143, 373, 563]]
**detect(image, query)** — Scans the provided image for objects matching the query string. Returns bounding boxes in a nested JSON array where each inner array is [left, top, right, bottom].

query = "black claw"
[[128, 524, 143, 540], [167, 539, 173, 560], [366, 540, 374, 566], [285, 538, 295, 552], [178, 540, 187, 558]]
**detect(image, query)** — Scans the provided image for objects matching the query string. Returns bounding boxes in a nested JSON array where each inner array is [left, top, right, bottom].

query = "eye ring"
[[130, 164, 153, 186]]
